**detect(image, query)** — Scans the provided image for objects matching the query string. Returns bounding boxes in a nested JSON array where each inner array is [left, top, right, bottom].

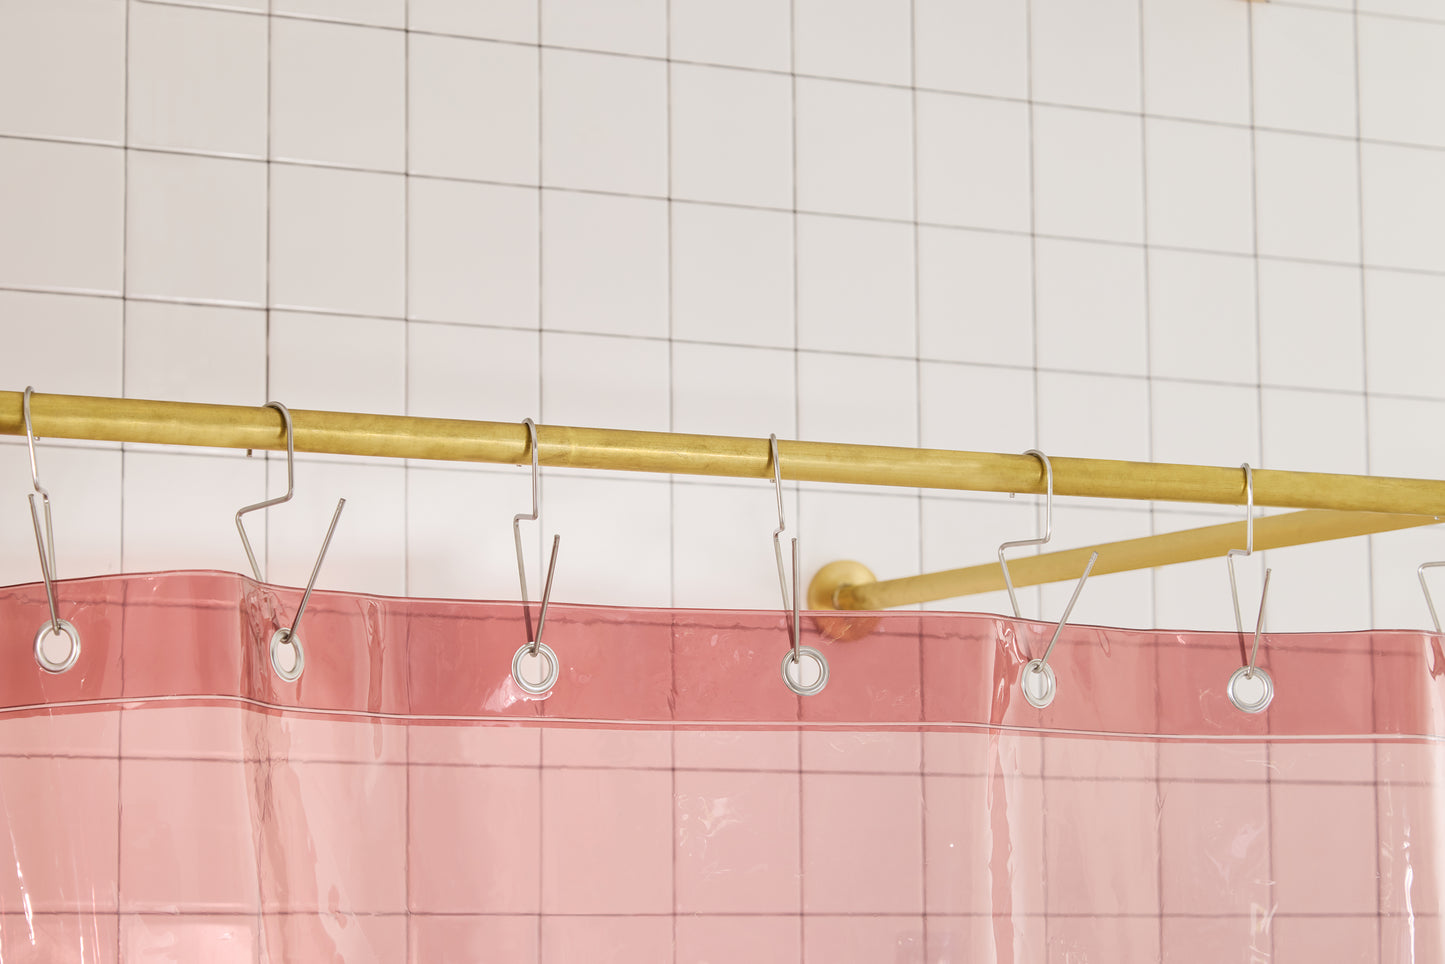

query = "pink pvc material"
[[0, 570, 1441, 962]]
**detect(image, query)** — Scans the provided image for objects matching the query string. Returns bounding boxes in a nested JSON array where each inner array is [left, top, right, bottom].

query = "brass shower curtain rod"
[[3, 390, 1441, 612]]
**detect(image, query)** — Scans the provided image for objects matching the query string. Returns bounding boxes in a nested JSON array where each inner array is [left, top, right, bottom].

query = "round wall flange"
[[807, 559, 882, 642]]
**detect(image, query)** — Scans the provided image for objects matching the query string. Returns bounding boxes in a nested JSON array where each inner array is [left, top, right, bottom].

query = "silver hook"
[[1226, 463, 1259, 637], [236, 402, 297, 582], [1419, 561, 1445, 633], [233, 402, 345, 681], [23, 388, 79, 674], [511, 419, 561, 696], [1225, 465, 1273, 712], [998, 449, 1054, 619], [996, 451, 1096, 708], [23, 388, 59, 634], [770, 435, 827, 696]]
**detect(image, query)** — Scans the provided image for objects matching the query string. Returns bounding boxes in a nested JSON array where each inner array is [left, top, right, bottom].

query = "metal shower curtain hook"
[[234, 401, 346, 682], [997, 450, 1096, 709], [998, 449, 1055, 620], [23, 387, 80, 674], [1418, 561, 1445, 633], [770, 434, 827, 697], [511, 418, 562, 696], [1225, 464, 1274, 713]]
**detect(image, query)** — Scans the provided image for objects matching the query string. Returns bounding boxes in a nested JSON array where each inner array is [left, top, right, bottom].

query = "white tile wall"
[[2, 0, 1443, 634]]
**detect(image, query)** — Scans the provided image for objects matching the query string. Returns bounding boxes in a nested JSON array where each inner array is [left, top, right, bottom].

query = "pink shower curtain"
[[0, 570, 1440, 962]]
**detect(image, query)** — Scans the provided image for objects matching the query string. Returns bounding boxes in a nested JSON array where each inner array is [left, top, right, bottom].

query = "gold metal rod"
[[5, 391, 1445, 513], [833, 510, 1441, 611]]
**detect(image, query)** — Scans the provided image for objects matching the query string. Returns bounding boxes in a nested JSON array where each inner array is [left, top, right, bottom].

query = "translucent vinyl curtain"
[[0, 570, 1440, 962]]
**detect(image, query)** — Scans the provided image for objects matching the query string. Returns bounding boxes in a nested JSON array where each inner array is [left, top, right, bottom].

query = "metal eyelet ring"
[[781, 645, 829, 697], [33, 619, 80, 675], [512, 642, 560, 696], [269, 627, 305, 682], [1227, 665, 1273, 714], [1021, 658, 1057, 709]]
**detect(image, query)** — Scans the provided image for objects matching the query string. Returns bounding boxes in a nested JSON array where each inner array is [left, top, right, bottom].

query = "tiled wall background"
[[3, 0, 1445, 633]]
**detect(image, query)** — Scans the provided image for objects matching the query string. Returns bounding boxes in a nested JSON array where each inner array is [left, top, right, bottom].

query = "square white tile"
[[541, 0, 665, 56], [1030, 0, 1141, 112], [914, 0, 1028, 99], [1036, 371, 1150, 462], [1153, 510, 1262, 633], [1034, 238, 1148, 377], [273, 0, 404, 28], [1357, 0, 1445, 20], [669, 0, 790, 71], [1361, 142, 1445, 274], [794, 0, 911, 85], [797, 353, 917, 447], [0, 0, 124, 142], [1150, 381, 1261, 469], [0, 445, 121, 586], [1264, 537, 1372, 632], [264, 457, 406, 597], [406, 464, 535, 602], [1144, 119, 1253, 255], [1140, 0, 1250, 125], [145, 0, 266, 9], [1148, 249, 1257, 384], [121, 451, 266, 576], [672, 481, 799, 610], [0, 290, 121, 397], [1261, 388, 1366, 476], [269, 165, 405, 317], [541, 331, 669, 431], [0, 140, 122, 294], [1358, 16, 1445, 149], [919, 362, 1035, 456], [1367, 395, 1445, 480], [124, 302, 265, 406], [409, 0, 537, 42], [671, 342, 795, 439], [798, 489, 921, 604], [1257, 259, 1363, 392], [1364, 269, 1445, 400], [1251, 3, 1357, 138], [1254, 130, 1360, 264], [540, 191, 667, 337], [408, 35, 538, 184], [127, 2, 266, 157], [540, 473, 673, 607], [671, 202, 793, 349], [270, 18, 405, 170], [1372, 525, 1445, 634], [1032, 106, 1144, 244], [921, 495, 1040, 618], [796, 214, 915, 357], [407, 322, 541, 423], [268, 312, 406, 416], [916, 227, 1033, 368], [126, 152, 266, 306], [541, 48, 666, 196], [795, 77, 913, 220], [408, 178, 539, 328], [916, 93, 1030, 232], [670, 63, 792, 208], [1037, 504, 1154, 630]]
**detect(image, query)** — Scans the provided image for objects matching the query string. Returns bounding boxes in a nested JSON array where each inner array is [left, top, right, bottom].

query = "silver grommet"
[[1227, 665, 1273, 714], [33, 619, 79, 675], [269, 627, 305, 682], [781, 645, 829, 697], [512, 642, 560, 696], [1021, 658, 1056, 709]]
